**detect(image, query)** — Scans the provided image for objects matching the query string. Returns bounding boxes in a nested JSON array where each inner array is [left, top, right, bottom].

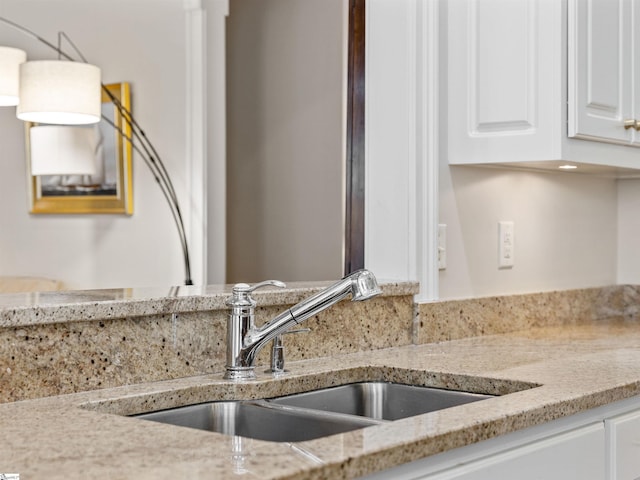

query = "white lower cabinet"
[[606, 410, 640, 480], [424, 424, 604, 480], [361, 395, 640, 480]]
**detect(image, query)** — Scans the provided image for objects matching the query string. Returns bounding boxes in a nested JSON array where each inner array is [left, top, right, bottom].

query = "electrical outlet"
[[438, 224, 447, 270], [498, 221, 514, 269]]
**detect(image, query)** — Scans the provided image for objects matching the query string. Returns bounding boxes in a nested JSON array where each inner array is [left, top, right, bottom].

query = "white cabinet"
[[361, 395, 640, 480], [363, 422, 605, 480], [568, 0, 640, 146], [425, 424, 605, 480], [446, 0, 640, 174], [606, 409, 640, 480], [446, 0, 563, 166]]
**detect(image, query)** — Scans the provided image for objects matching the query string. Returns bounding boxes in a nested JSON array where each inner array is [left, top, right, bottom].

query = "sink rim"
[[268, 381, 496, 421], [81, 370, 541, 420], [130, 380, 508, 442], [133, 397, 385, 442]]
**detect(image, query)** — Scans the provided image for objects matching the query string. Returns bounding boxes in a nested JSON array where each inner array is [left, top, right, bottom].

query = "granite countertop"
[[2, 320, 640, 479], [0, 281, 415, 328]]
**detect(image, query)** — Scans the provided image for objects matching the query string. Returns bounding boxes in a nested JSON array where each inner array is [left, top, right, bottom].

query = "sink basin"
[[134, 400, 379, 442], [133, 382, 494, 442], [269, 382, 494, 421]]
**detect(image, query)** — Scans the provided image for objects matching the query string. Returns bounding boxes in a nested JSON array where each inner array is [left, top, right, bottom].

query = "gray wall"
[[225, 0, 346, 283]]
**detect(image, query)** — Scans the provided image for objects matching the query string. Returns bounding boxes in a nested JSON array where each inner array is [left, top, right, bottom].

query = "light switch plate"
[[498, 221, 514, 269], [438, 224, 447, 270]]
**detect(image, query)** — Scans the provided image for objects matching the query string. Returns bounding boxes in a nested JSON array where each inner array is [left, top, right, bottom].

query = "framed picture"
[[25, 82, 133, 215]]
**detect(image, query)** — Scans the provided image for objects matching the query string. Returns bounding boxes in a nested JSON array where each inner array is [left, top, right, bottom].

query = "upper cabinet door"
[[447, 0, 563, 164], [445, 0, 640, 172], [568, 0, 634, 145], [633, 0, 640, 140]]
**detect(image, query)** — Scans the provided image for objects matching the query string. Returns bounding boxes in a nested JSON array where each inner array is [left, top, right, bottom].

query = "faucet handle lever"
[[229, 280, 286, 307], [245, 280, 286, 293], [227, 280, 286, 312], [231, 280, 286, 295]]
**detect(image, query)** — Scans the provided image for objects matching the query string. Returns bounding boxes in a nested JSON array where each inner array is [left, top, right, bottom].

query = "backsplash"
[[417, 285, 638, 344]]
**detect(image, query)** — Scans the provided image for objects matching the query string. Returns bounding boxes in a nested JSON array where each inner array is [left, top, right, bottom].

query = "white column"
[[184, 0, 208, 285], [204, 0, 229, 284], [416, 0, 439, 302], [184, 0, 228, 285], [365, 0, 417, 282], [365, 0, 438, 299]]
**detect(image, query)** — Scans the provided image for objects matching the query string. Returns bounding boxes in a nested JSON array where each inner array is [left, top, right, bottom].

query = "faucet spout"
[[224, 270, 381, 380]]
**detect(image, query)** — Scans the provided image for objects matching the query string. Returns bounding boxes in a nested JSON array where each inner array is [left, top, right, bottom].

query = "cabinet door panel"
[[634, 0, 640, 140], [607, 410, 640, 480], [426, 423, 605, 480], [473, 0, 533, 131], [568, 0, 631, 144], [447, 0, 561, 164]]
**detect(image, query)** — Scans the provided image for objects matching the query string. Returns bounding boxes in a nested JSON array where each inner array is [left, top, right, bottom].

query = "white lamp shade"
[[17, 60, 101, 125], [30, 125, 99, 176], [0, 46, 27, 106]]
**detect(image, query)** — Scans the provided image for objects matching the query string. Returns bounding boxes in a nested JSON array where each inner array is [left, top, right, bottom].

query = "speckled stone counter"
[[0, 281, 416, 327], [1, 321, 640, 479], [2, 283, 640, 479], [417, 285, 640, 342], [0, 281, 417, 402]]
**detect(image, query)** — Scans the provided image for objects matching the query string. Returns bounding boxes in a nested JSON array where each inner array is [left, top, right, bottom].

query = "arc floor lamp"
[[0, 16, 193, 286]]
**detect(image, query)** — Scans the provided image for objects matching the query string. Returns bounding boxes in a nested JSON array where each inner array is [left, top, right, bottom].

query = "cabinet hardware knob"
[[624, 119, 636, 130]]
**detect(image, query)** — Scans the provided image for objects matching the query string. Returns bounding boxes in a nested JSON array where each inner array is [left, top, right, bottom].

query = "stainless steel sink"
[[269, 382, 493, 421], [133, 382, 494, 442], [135, 400, 379, 442]]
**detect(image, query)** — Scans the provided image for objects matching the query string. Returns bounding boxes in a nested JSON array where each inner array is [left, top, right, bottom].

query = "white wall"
[[439, 165, 618, 299], [435, 0, 620, 300], [617, 179, 640, 285], [0, 0, 630, 297], [364, 0, 622, 301], [0, 0, 205, 289]]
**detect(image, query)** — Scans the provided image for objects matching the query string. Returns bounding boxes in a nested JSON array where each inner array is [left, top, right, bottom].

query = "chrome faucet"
[[224, 269, 382, 380]]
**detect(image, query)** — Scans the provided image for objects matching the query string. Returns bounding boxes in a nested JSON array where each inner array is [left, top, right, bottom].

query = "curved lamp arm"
[[0, 15, 193, 285]]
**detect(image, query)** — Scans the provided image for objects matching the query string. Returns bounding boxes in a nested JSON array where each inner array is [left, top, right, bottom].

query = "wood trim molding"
[[344, 0, 366, 274]]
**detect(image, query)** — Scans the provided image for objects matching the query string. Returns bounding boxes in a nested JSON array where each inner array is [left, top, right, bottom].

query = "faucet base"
[[223, 366, 256, 381]]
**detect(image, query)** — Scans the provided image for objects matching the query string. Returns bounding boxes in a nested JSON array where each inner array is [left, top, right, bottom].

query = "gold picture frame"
[[25, 82, 133, 215]]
